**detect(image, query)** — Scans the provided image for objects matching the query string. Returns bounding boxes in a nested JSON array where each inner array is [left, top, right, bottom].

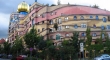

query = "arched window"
[[92, 33, 97, 37], [65, 17, 68, 21], [81, 32, 86, 36], [93, 24, 96, 28], [74, 24, 78, 29], [96, 15, 99, 20], [102, 17, 106, 22], [80, 16, 84, 20], [56, 34, 61, 40], [106, 25, 110, 30], [101, 25, 105, 30], [90, 15, 93, 19], [58, 18, 62, 24], [74, 16, 77, 20]]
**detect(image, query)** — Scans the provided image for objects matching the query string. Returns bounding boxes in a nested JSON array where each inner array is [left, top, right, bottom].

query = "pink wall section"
[[34, 6, 110, 23]]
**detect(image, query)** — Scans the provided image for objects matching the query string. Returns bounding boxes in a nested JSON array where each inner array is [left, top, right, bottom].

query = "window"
[[81, 24, 87, 28], [74, 24, 78, 29], [107, 25, 110, 30], [96, 15, 99, 20], [80, 16, 84, 20], [74, 16, 77, 20], [32, 19, 34, 26], [51, 12, 54, 16], [66, 34, 69, 37], [49, 20, 53, 24], [58, 26, 62, 31], [102, 33, 105, 39], [38, 29, 40, 32], [93, 24, 96, 28], [81, 32, 86, 36], [32, 13, 34, 17], [92, 33, 97, 37], [101, 25, 105, 30], [42, 21, 44, 24], [42, 13, 45, 18], [30, 24, 31, 27], [90, 15, 93, 19], [108, 33, 110, 37], [102, 17, 107, 22], [42, 28, 45, 31], [66, 26, 69, 28], [58, 18, 62, 24], [50, 35, 54, 39], [49, 28, 53, 32], [56, 34, 61, 40], [65, 17, 68, 21]]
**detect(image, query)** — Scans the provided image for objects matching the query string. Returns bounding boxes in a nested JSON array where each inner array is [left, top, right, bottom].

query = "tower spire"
[[57, 0, 61, 5]]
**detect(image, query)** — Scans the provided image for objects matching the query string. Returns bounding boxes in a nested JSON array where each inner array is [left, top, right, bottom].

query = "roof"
[[0, 39, 6, 44], [63, 5, 110, 15]]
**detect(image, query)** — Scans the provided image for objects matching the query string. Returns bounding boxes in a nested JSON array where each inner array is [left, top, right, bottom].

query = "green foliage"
[[62, 40, 70, 46], [51, 4, 56, 6], [38, 40, 47, 50], [54, 23, 58, 31], [24, 26, 41, 48], [70, 32, 79, 53], [24, 57, 37, 60], [3, 42, 11, 54], [11, 36, 24, 55], [85, 28, 92, 58]]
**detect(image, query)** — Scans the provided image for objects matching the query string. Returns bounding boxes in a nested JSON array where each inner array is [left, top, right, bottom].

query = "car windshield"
[[98, 54, 110, 57]]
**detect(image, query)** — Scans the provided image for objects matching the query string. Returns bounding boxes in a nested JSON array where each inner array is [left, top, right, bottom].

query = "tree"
[[54, 23, 58, 31], [3, 42, 11, 55], [85, 28, 92, 58], [104, 33, 110, 54], [24, 26, 41, 48], [70, 31, 79, 58], [92, 4, 99, 8], [11, 36, 24, 55], [51, 4, 56, 6]]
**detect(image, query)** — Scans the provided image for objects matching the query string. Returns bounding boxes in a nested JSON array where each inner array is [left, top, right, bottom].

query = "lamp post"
[[30, 48, 33, 60]]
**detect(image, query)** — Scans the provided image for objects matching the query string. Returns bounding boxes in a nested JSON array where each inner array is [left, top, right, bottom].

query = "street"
[[0, 58, 10, 60]]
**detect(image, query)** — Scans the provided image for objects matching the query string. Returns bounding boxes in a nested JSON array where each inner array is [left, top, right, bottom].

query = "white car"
[[94, 54, 110, 60]]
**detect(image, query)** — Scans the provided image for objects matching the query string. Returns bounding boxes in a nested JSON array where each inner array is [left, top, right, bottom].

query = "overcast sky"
[[0, 0, 110, 39]]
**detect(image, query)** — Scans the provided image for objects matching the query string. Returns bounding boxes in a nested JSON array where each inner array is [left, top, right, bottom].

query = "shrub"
[[24, 57, 37, 60]]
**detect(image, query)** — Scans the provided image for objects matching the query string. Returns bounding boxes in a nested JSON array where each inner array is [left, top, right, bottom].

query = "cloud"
[[0, 13, 10, 38]]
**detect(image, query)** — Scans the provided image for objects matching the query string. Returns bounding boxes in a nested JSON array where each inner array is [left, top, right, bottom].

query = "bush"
[[11, 55, 17, 60], [24, 57, 37, 60], [11, 57, 16, 60]]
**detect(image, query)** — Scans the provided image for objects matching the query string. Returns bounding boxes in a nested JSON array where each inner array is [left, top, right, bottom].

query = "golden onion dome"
[[17, 1, 29, 13]]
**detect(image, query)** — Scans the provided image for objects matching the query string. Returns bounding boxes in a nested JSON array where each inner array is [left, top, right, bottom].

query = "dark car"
[[0, 54, 3, 58]]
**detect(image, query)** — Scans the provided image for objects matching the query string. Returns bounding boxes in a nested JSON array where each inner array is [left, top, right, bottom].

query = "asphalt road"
[[0, 58, 10, 60]]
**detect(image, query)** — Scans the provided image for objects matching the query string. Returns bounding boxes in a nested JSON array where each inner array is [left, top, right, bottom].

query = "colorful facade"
[[8, 1, 110, 46]]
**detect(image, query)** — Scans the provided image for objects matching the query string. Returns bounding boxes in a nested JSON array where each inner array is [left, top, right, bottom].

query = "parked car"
[[16, 55, 27, 60], [94, 54, 110, 60], [0, 54, 3, 58]]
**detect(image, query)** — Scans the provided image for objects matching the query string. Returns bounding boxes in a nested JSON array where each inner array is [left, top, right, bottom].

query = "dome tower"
[[17, 1, 29, 15]]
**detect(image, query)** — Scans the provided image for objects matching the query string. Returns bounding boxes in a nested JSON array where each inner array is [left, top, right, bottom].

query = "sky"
[[0, 0, 110, 39]]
